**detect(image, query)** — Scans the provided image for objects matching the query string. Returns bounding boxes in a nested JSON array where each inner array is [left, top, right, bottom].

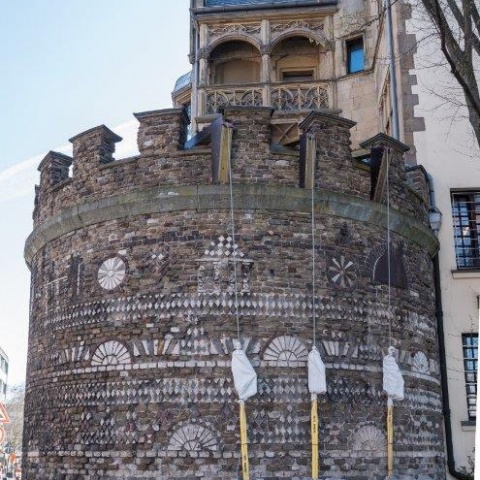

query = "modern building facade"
[[407, 5, 479, 476], [22, 0, 476, 479]]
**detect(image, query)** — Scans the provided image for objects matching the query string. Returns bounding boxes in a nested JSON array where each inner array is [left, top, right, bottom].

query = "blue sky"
[[0, 0, 191, 385]]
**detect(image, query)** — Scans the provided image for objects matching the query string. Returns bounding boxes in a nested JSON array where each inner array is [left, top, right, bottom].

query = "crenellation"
[[69, 125, 123, 170], [299, 111, 358, 194], [134, 108, 190, 156], [38, 151, 73, 192], [360, 133, 413, 214]]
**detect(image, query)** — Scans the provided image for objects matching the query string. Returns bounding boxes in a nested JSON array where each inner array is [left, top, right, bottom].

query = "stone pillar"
[[69, 125, 122, 176], [37, 151, 72, 192], [261, 53, 271, 107], [134, 108, 190, 155], [199, 56, 209, 86], [199, 23, 208, 50], [299, 111, 356, 193]]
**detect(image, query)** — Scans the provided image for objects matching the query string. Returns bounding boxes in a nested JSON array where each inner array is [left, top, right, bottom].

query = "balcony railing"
[[206, 87, 263, 113], [203, 81, 331, 114]]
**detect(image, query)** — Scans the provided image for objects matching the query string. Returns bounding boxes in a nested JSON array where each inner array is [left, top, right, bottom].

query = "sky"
[[0, 0, 191, 386]]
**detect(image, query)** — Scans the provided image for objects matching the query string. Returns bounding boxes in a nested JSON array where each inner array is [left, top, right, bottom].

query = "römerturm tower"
[[23, 1, 447, 479]]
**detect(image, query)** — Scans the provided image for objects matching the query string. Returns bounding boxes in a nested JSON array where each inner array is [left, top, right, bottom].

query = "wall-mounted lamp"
[[428, 208, 442, 234]]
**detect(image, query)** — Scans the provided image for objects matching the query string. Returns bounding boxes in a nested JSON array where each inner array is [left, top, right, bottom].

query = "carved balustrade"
[[203, 81, 331, 114]]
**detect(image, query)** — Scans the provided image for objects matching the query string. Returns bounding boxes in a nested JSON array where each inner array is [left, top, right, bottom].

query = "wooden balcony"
[[202, 81, 332, 114]]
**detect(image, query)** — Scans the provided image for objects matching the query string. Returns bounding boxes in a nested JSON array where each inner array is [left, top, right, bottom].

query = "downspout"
[[433, 257, 471, 480], [190, 6, 200, 135], [426, 171, 470, 480], [385, 0, 400, 140]]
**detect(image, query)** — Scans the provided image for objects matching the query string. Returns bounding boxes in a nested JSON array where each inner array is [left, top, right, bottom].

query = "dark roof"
[[173, 71, 192, 92]]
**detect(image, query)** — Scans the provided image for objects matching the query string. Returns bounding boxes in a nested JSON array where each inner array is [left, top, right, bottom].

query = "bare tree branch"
[[421, 0, 480, 148], [445, 0, 480, 56]]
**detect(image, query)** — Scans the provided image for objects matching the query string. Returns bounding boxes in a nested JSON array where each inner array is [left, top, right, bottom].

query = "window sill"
[[451, 269, 480, 279], [461, 420, 476, 430]]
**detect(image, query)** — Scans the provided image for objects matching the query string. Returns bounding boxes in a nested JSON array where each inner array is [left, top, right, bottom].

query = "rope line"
[[386, 148, 393, 345], [311, 135, 317, 347], [227, 134, 241, 343]]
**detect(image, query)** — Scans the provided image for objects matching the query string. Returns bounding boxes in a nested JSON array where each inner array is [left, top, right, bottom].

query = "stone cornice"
[[24, 184, 438, 266]]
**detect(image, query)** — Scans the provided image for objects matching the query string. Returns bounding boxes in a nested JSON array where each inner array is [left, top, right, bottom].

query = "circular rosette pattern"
[[328, 256, 357, 288], [98, 257, 126, 290]]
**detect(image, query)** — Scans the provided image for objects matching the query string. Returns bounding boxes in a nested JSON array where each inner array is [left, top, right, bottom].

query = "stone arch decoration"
[[263, 335, 308, 365], [412, 351, 429, 374], [97, 256, 126, 290], [91, 340, 131, 366], [367, 243, 408, 289], [269, 20, 331, 50], [204, 36, 262, 60], [168, 422, 220, 452], [351, 425, 387, 453]]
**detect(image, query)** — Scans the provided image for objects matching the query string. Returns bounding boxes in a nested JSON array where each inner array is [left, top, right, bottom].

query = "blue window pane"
[[347, 39, 364, 74]]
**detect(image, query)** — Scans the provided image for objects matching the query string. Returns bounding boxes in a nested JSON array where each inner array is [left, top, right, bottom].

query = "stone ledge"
[[24, 184, 438, 266], [451, 269, 480, 279]]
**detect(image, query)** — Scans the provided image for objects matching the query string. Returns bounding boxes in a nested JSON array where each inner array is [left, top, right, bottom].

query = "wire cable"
[[311, 135, 317, 347], [227, 131, 241, 342], [386, 148, 393, 345]]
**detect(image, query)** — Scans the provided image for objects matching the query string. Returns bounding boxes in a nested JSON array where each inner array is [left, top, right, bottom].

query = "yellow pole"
[[311, 396, 319, 480], [239, 401, 250, 480], [387, 400, 394, 477]]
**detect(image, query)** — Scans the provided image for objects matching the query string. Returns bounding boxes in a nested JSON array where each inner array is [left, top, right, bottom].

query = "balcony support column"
[[261, 53, 271, 107], [199, 57, 208, 86]]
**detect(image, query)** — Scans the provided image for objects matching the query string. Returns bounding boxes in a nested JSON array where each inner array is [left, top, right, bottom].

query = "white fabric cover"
[[383, 346, 404, 401], [308, 346, 327, 394], [231, 342, 257, 401]]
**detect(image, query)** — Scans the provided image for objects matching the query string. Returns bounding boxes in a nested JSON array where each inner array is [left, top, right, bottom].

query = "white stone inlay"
[[98, 257, 126, 290], [91, 341, 131, 366], [168, 423, 218, 452]]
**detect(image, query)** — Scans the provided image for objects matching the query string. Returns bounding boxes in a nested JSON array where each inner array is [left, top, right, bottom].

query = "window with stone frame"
[[451, 191, 480, 269], [462, 333, 478, 420], [346, 36, 364, 74]]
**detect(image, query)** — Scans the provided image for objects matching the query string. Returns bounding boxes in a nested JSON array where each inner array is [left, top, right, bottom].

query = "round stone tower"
[[24, 106, 445, 479]]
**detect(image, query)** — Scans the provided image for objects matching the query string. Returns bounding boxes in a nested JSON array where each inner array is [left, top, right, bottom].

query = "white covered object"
[[383, 346, 404, 401], [231, 341, 257, 401], [308, 346, 327, 394]]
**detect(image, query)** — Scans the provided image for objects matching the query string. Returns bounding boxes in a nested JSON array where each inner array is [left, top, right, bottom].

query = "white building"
[[407, 3, 479, 478]]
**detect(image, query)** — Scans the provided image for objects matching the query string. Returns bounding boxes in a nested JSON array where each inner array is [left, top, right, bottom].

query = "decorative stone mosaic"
[[197, 234, 253, 294], [98, 257, 126, 290], [168, 422, 220, 452], [351, 425, 387, 453], [263, 335, 308, 365], [328, 256, 357, 288], [412, 351, 430, 374], [91, 341, 131, 366]]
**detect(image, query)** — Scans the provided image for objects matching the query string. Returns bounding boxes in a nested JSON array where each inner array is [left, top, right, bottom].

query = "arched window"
[[209, 41, 260, 85], [271, 36, 320, 82]]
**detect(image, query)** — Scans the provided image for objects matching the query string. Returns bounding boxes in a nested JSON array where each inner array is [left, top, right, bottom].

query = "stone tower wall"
[[24, 107, 443, 480]]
